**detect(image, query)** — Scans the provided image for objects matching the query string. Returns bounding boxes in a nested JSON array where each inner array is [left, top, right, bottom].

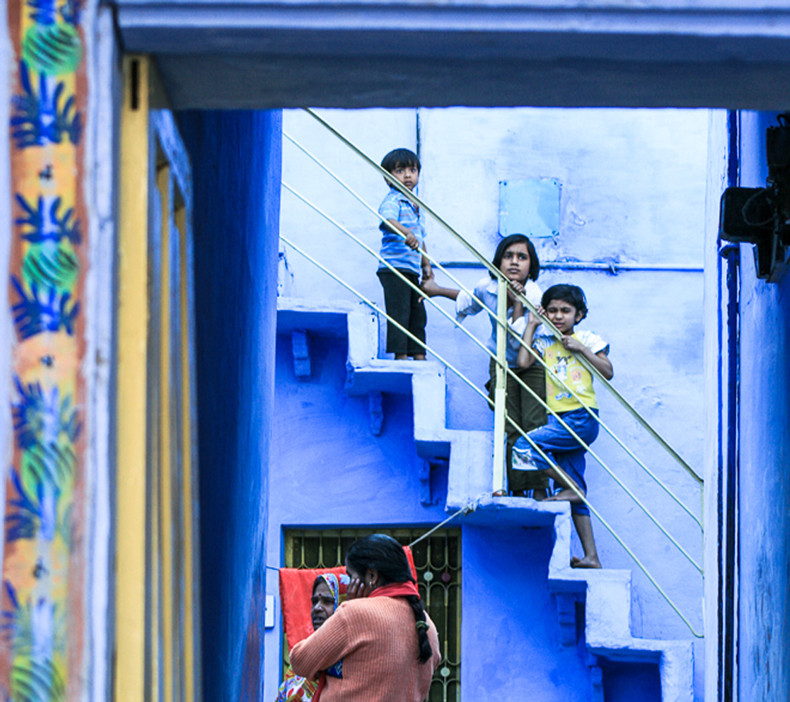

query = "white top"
[[455, 277, 543, 367]]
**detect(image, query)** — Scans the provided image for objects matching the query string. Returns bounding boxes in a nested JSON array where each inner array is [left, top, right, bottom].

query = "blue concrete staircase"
[[277, 297, 695, 702]]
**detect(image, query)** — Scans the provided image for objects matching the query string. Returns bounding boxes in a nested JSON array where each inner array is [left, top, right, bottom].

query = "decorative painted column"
[[2, 0, 86, 699]]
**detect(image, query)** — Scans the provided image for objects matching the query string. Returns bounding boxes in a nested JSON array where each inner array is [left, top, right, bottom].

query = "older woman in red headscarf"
[[276, 573, 345, 702]]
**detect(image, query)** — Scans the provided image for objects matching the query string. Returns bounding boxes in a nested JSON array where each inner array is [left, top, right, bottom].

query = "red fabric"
[[403, 545, 418, 582], [368, 581, 420, 600], [313, 673, 326, 702], [279, 567, 347, 649]]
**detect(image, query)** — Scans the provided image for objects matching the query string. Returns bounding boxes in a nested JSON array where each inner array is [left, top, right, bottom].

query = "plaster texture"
[[85, 8, 122, 700], [279, 106, 706, 695], [178, 110, 281, 702], [461, 524, 592, 701], [110, 1, 790, 110], [702, 108, 729, 702], [733, 111, 790, 702]]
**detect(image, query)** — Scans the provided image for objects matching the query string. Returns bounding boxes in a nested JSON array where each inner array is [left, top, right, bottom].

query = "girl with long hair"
[[290, 535, 440, 702]]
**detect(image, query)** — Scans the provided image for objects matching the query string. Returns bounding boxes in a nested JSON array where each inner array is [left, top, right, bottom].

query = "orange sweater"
[[290, 596, 440, 702]]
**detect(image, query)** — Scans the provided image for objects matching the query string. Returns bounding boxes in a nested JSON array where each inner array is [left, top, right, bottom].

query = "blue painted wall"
[[178, 110, 282, 702], [268, 333, 448, 525], [735, 111, 790, 701], [264, 332, 452, 699], [462, 525, 592, 699]]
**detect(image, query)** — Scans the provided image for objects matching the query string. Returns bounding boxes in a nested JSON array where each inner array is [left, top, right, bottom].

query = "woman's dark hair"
[[490, 234, 540, 281], [541, 283, 588, 321], [380, 148, 421, 175], [346, 534, 433, 664]]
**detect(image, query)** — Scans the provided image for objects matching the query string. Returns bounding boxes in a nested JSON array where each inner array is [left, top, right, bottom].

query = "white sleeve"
[[524, 280, 543, 309], [579, 330, 609, 355], [532, 335, 553, 356], [455, 280, 486, 321], [507, 315, 528, 356]]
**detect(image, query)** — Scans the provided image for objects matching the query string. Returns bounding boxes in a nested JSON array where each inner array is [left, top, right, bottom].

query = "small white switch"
[[265, 595, 275, 629]]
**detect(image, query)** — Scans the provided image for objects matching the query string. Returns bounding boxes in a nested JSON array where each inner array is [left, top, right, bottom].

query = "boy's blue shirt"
[[377, 186, 425, 276]]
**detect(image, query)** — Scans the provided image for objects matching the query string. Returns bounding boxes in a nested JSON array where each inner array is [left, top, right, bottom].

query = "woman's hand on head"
[[346, 577, 369, 600]]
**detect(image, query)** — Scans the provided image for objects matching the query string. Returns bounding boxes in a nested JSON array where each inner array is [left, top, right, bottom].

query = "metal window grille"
[[284, 528, 461, 702]]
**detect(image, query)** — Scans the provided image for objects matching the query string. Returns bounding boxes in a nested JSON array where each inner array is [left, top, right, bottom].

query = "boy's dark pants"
[[487, 359, 549, 493], [377, 269, 426, 356]]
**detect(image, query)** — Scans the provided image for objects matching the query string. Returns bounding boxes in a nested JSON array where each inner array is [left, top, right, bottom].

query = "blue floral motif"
[[15, 194, 81, 245], [2, 583, 67, 700], [11, 276, 80, 339], [60, 0, 83, 26], [12, 378, 81, 453], [10, 62, 82, 149], [4, 468, 58, 542], [26, 0, 57, 25], [2, 583, 63, 652]]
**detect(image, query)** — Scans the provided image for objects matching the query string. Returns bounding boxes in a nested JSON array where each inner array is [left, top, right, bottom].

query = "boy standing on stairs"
[[512, 284, 613, 569], [376, 148, 433, 360]]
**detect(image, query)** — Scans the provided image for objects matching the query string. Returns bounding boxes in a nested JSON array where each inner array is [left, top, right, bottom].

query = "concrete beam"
[[112, 1, 790, 109]]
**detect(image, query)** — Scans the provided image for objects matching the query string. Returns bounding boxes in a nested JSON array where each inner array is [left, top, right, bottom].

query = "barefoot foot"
[[571, 555, 602, 569]]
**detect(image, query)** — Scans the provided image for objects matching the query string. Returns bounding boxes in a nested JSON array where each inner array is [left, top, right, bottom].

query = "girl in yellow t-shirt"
[[513, 284, 613, 569]]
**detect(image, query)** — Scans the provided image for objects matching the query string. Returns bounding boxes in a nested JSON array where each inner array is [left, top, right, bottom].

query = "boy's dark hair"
[[346, 534, 433, 664], [541, 284, 588, 321], [381, 148, 421, 176], [490, 234, 540, 281]]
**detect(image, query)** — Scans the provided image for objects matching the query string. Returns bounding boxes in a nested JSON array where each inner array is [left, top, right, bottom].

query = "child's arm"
[[516, 310, 542, 368], [421, 242, 433, 282], [592, 350, 614, 380], [421, 278, 458, 299], [562, 337, 614, 380], [385, 218, 420, 250]]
